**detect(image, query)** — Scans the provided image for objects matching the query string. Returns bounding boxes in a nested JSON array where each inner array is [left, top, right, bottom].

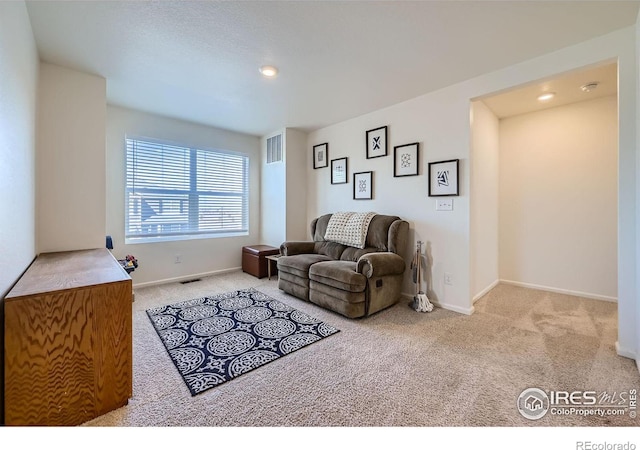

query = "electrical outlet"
[[444, 272, 452, 285], [175, 255, 182, 264]]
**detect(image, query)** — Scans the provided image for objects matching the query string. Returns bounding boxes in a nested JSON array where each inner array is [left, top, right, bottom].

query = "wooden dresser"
[[4, 248, 132, 426]]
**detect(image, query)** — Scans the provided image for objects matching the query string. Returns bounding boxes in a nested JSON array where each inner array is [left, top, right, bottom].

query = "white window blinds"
[[125, 138, 249, 242]]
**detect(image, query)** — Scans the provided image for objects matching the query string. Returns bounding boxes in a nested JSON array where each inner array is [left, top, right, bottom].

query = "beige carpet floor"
[[83, 271, 639, 427]]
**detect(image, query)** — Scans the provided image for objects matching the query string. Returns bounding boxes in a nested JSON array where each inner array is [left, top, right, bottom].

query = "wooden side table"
[[265, 254, 282, 280]]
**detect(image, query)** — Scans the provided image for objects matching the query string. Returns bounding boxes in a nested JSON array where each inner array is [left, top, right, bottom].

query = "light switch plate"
[[436, 198, 453, 211]]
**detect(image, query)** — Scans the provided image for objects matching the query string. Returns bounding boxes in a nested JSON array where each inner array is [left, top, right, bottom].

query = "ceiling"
[[25, 1, 640, 137], [481, 62, 618, 119]]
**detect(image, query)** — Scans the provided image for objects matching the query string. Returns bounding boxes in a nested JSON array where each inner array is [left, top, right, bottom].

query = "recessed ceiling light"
[[259, 65, 278, 78], [581, 82, 599, 92], [537, 92, 556, 102]]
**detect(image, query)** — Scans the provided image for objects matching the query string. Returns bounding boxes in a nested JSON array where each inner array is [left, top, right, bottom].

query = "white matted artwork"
[[394, 142, 419, 177], [331, 157, 348, 184], [313, 143, 328, 169], [353, 171, 373, 200], [428, 159, 459, 196], [366, 126, 387, 159]]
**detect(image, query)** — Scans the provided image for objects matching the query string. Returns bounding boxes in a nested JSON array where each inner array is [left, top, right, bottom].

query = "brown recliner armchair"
[[277, 213, 409, 318]]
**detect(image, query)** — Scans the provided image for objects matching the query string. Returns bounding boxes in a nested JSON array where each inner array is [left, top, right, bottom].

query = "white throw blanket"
[[324, 211, 377, 249]]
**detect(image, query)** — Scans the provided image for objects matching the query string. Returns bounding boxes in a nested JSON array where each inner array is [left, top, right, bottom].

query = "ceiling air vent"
[[266, 134, 283, 164]]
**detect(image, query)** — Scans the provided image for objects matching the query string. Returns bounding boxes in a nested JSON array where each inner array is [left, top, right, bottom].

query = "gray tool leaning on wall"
[[411, 240, 433, 312]]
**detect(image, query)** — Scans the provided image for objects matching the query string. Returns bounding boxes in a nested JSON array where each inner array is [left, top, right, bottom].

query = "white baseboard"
[[473, 279, 500, 303], [133, 266, 242, 289], [401, 293, 475, 315], [401, 278, 614, 316], [435, 300, 475, 315], [500, 279, 617, 303], [615, 341, 637, 360]]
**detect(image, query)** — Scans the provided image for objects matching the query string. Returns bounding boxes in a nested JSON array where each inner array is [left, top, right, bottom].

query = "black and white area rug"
[[147, 288, 340, 396]]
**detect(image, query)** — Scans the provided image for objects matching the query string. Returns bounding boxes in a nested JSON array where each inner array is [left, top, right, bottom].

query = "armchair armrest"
[[280, 241, 316, 256], [356, 252, 406, 278]]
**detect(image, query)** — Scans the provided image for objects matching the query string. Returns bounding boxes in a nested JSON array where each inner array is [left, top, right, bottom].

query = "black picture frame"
[[393, 142, 419, 177], [313, 143, 328, 169], [331, 157, 348, 184], [428, 159, 459, 196], [366, 126, 388, 159], [353, 171, 373, 200]]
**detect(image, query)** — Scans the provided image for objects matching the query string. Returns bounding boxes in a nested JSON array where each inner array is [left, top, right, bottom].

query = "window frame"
[[124, 136, 250, 244]]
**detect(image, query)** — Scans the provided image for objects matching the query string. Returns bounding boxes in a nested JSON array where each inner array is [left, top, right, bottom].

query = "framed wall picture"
[[428, 159, 459, 196], [366, 126, 388, 159], [331, 157, 348, 184], [313, 143, 328, 169], [394, 142, 419, 177], [353, 171, 373, 200]]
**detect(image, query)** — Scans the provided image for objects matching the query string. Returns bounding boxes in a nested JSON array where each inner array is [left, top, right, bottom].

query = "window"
[[125, 137, 249, 243]]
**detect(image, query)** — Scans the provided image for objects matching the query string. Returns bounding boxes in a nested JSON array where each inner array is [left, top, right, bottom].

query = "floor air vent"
[[180, 278, 201, 284]]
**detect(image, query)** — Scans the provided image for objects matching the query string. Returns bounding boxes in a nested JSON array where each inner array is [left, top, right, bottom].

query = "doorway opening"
[[469, 60, 618, 327]]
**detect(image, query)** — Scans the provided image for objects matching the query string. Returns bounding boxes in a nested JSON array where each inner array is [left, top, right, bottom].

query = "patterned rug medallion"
[[147, 288, 340, 395]]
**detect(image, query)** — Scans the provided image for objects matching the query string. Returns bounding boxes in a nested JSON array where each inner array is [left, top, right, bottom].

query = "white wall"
[[306, 24, 637, 347], [260, 127, 308, 247], [106, 105, 261, 286], [37, 63, 106, 253], [0, 1, 38, 295], [635, 9, 640, 370], [470, 101, 500, 301], [284, 128, 309, 241], [260, 130, 286, 247], [499, 96, 618, 300], [0, 0, 39, 424], [307, 93, 471, 313]]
